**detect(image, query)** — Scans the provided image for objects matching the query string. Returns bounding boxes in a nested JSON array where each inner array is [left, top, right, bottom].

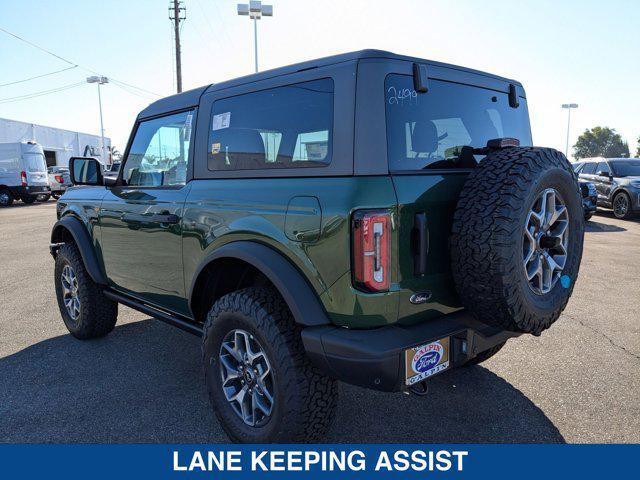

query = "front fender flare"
[[50, 215, 108, 285], [189, 241, 331, 327]]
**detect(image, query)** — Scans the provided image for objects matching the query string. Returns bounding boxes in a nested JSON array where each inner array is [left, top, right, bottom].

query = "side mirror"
[[596, 170, 611, 179], [69, 157, 103, 186]]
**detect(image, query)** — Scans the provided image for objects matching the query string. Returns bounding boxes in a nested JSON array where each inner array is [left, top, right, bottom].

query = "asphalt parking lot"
[[0, 201, 638, 443]]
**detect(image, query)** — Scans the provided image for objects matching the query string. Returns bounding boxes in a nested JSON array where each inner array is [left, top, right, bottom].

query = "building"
[[0, 117, 111, 168]]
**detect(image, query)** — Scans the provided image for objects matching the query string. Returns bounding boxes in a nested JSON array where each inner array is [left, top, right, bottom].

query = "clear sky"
[[1, 0, 638, 159]]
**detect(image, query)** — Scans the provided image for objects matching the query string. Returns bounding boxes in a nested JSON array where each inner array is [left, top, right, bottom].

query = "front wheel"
[[0, 188, 13, 207], [584, 212, 593, 221], [54, 243, 118, 339], [612, 192, 633, 219], [202, 287, 338, 443]]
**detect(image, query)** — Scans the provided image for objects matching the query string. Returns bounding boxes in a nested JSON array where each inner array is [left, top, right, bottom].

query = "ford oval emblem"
[[410, 292, 432, 304]]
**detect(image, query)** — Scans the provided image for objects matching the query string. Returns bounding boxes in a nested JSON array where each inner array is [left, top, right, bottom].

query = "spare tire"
[[450, 147, 584, 335]]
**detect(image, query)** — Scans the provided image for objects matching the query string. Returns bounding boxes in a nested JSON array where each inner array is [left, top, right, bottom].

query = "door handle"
[[412, 212, 429, 276], [150, 213, 180, 224], [121, 213, 144, 224]]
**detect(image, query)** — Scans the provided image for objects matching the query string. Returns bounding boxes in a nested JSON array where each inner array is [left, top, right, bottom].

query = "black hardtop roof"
[[138, 49, 521, 119]]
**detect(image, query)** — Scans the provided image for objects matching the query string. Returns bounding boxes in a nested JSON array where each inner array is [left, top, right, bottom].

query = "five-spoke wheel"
[[523, 188, 569, 295], [219, 329, 275, 427]]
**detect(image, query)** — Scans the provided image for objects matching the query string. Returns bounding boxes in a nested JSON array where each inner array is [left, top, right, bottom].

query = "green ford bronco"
[[51, 50, 584, 443]]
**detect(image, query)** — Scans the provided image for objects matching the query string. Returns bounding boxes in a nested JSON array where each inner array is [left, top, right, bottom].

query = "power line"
[[0, 81, 85, 104], [0, 25, 162, 98], [0, 65, 78, 87], [0, 26, 77, 66]]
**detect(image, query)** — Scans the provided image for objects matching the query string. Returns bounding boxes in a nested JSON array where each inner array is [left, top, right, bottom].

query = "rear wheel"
[[612, 192, 633, 219], [202, 287, 337, 443], [37, 194, 51, 202], [451, 147, 584, 335], [0, 188, 13, 207], [54, 243, 118, 339], [21, 195, 36, 204]]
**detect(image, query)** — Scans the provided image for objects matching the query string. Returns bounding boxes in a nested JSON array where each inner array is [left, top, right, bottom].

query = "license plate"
[[404, 337, 450, 386]]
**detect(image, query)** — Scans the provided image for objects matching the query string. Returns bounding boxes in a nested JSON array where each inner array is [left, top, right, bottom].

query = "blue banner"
[[0, 444, 637, 479]]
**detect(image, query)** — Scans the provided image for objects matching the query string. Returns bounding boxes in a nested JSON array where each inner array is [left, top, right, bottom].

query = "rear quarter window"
[[207, 78, 334, 171], [385, 74, 532, 171]]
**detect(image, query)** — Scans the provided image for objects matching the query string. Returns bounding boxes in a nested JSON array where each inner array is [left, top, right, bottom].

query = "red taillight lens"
[[352, 210, 391, 292], [20, 171, 27, 186], [54, 175, 64, 183]]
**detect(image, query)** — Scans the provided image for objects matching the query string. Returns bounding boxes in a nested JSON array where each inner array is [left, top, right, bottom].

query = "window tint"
[[610, 160, 640, 177], [122, 110, 193, 187], [581, 162, 597, 174], [385, 75, 532, 171], [595, 162, 610, 176], [208, 78, 333, 171]]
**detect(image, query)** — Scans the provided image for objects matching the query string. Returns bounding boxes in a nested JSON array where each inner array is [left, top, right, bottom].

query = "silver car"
[[47, 166, 72, 199]]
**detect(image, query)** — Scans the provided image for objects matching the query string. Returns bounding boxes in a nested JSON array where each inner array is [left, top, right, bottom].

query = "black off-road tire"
[[54, 243, 118, 339], [465, 342, 506, 366], [450, 147, 584, 335], [202, 287, 338, 443], [0, 188, 13, 207], [21, 195, 36, 204]]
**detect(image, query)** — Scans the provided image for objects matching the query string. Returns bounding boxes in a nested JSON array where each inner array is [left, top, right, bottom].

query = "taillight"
[[55, 175, 64, 183], [352, 210, 391, 292], [20, 171, 27, 186]]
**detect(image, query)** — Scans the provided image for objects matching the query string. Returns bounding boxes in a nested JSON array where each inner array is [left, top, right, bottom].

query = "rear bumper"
[[10, 185, 51, 196], [302, 311, 519, 392]]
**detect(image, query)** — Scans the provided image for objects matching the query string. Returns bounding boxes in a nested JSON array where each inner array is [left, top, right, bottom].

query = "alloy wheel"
[[0, 192, 10, 206], [219, 329, 275, 427], [613, 194, 629, 218], [523, 188, 569, 295], [61, 265, 81, 321]]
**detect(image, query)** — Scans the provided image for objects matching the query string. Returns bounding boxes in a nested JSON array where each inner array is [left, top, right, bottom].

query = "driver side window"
[[122, 110, 193, 187]]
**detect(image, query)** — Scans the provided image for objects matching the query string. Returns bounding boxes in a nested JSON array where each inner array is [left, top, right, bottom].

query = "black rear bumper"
[[301, 311, 519, 392]]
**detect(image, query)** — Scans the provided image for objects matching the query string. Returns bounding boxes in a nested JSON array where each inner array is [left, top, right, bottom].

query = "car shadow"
[[0, 319, 564, 443], [585, 219, 627, 233]]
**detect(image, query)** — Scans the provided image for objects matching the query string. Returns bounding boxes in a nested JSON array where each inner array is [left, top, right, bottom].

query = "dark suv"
[[51, 50, 584, 443], [574, 158, 640, 219]]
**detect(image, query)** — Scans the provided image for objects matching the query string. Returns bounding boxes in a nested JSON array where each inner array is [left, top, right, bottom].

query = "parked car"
[[102, 161, 121, 182], [0, 141, 51, 206], [47, 166, 72, 199], [574, 158, 640, 219], [51, 50, 584, 443], [579, 179, 597, 220]]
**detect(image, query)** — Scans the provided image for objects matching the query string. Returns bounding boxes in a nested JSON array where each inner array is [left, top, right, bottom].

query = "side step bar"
[[104, 290, 203, 337]]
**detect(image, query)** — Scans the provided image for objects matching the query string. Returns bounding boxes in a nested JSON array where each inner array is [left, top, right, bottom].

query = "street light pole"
[[561, 103, 578, 158], [87, 76, 109, 163], [238, 1, 273, 73]]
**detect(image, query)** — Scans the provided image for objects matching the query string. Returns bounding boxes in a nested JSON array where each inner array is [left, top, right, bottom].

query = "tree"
[[573, 126, 629, 159], [109, 145, 122, 161], [636, 136, 640, 157]]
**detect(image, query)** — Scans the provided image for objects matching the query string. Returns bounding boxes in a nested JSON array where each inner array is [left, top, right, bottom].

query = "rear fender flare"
[[189, 241, 330, 327]]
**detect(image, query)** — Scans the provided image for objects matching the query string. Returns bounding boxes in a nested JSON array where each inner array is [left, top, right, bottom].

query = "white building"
[[0, 117, 111, 168]]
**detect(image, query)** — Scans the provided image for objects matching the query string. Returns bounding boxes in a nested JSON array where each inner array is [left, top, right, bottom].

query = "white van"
[[0, 142, 51, 206]]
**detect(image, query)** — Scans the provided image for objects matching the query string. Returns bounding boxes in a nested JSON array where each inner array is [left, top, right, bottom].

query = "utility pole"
[[169, 0, 186, 93]]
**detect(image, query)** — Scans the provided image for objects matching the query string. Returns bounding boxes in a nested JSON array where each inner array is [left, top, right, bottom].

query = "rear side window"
[[596, 161, 610, 176], [581, 162, 597, 174], [385, 74, 532, 171], [208, 78, 333, 171], [573, 162, 584, 172]]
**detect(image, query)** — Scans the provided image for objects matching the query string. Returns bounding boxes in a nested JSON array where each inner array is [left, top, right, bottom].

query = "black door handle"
[[412, 212, 429, 276], [150, 213, 180, 224]]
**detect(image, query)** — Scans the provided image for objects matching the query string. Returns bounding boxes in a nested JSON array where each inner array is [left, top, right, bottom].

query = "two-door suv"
[[51, 50, 584, 443]]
